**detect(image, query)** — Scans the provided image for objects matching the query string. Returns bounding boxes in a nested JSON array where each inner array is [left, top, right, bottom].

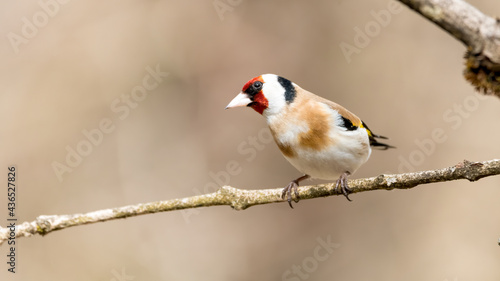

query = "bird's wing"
[[298, 87, 394, 149]]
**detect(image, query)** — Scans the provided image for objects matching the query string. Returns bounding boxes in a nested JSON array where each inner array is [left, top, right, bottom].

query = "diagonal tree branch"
[[398, 0, 500, 96], [1, 159, 499, 246]]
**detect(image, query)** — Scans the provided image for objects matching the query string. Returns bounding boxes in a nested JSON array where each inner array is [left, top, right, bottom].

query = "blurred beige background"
[[1, 0, 500, 280]]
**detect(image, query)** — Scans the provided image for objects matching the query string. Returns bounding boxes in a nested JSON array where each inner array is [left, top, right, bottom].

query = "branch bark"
[[398, 0, 500, 96], [1, 159, 499, 246]]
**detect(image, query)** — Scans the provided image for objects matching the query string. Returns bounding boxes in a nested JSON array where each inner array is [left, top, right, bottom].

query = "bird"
[[226, 74, 394, 208]]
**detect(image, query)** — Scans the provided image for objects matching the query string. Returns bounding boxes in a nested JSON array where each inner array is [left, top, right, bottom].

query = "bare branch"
[[1, 159, 499, 246], [398, 0, 500, 96], [399, 0, 500, 60]]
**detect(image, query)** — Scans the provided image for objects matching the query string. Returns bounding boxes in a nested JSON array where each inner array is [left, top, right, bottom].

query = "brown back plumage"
[[295, 85, 395, 150]]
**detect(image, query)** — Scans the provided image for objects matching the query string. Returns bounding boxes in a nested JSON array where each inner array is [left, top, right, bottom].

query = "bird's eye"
[[253, 81, 263, 90]]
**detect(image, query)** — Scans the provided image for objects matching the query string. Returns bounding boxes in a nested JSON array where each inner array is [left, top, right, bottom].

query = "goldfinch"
[[226, 74, 393, 208]]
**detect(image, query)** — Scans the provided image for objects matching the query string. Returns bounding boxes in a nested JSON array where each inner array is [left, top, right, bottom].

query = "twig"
[[398, 0, 500, 95], [0, 159, 499, 246]]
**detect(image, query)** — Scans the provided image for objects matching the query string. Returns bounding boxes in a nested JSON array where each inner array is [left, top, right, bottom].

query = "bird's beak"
[[225, 92, 252, 109]]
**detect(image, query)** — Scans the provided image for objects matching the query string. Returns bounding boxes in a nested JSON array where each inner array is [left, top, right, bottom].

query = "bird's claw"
[[335, 172, 352, 201], [281, 180, 300, 208]]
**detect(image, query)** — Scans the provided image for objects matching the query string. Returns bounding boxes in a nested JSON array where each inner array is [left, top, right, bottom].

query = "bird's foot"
[[282, 181, 300, 208], [281, 174, 310, 208], [335, 171, 352, 201]]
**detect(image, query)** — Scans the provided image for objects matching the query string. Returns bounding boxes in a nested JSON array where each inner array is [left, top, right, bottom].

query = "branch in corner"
[[398, 0, 500, 96]]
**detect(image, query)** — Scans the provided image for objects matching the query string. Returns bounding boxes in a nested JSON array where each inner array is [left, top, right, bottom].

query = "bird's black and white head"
[[226, 74, 298, 118]]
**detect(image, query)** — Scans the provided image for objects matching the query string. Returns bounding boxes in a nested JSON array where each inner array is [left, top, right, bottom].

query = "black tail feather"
[[362, 121, 395, 150], [369, 138, 395, 150], [371, 133, 388, 139]]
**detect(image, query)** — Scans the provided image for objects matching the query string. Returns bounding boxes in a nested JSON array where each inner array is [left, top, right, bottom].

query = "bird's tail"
[[361, 121, 395, 150]]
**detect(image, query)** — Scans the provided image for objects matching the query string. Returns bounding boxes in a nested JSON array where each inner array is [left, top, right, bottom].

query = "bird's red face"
[[226, 75, 269, 115]]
